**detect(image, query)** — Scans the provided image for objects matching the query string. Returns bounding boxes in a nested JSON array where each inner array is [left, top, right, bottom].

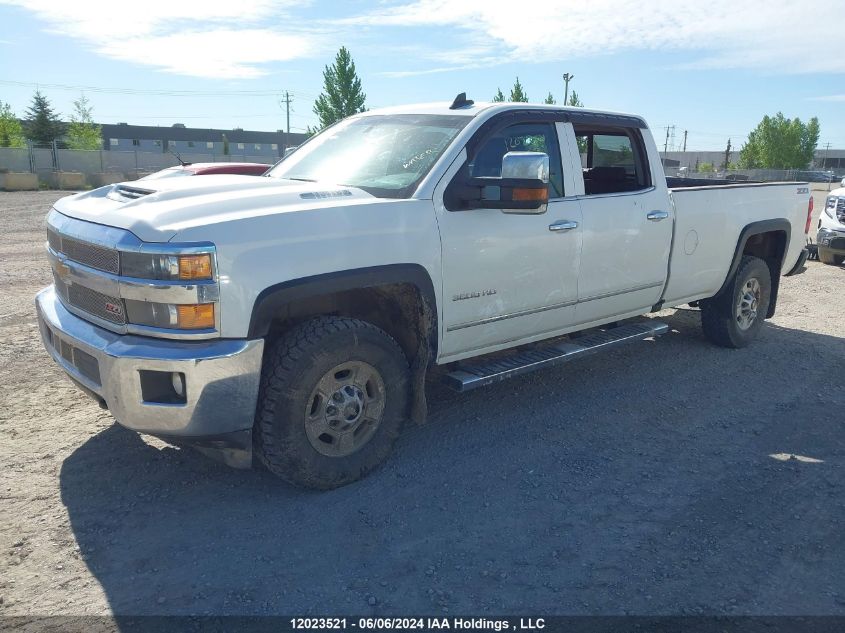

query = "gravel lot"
[[1, 189, 843, 617]]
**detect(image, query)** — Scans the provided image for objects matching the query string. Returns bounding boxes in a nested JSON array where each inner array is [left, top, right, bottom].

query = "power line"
[[0, 79, 286, 97]]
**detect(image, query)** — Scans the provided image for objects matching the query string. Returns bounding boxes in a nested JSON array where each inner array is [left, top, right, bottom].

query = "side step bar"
[[443, 320, 669, 392]]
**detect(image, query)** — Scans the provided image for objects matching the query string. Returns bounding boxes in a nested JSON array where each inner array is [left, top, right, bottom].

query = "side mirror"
[[457, 151, 550, 213]]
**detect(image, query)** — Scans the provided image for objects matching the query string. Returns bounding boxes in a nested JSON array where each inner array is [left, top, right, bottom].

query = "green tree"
[[312, 46, 366, 130], [492, 88, 505, 103], [0, 101, 26, 148], [544, 92, 556, 105], [566, 91, 587, 154], [25, 90, 62, 144], [66, 94, 102, 150], [509, 77, 528, 102], [738, 112, 820, 169]]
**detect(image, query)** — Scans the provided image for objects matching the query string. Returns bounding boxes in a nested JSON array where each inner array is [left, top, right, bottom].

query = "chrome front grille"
[[53, 272, 126, 325], [48, 229, 119, 274], [837, 198, 845, 223]]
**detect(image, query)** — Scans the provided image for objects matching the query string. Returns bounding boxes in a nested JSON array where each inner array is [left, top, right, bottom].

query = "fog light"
[[171, 372, 185, 397]]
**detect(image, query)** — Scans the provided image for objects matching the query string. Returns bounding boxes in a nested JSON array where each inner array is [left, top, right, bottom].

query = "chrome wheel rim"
[[735, 277, 761, 331], [304, 361, 386, 457]]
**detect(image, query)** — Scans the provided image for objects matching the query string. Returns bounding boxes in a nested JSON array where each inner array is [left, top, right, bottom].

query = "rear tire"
[[255, 316, 410, 489], [818, 247, 844, 266], [700, 256, 771, 349]]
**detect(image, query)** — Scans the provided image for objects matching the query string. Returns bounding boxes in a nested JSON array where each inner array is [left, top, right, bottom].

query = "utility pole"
[[682, 130, 688, 152], [562, 73, 574, 104], [823, 142, 831, 168], [663, 125, 674, 153], [279, 91, 292, 154]]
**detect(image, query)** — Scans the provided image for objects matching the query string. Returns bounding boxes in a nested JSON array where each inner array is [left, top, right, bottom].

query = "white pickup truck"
[[36, 95, 812, 489]]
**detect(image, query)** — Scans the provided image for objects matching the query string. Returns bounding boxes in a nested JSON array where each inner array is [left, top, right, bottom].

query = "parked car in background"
[[818, 183, 845, 265], [797, 170, 837, 183], [140, 162, 270, 180]]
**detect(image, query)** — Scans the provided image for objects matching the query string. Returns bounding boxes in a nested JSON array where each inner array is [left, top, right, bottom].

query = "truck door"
[[565, 124, 672, 324], [434, 117, 583, 360]]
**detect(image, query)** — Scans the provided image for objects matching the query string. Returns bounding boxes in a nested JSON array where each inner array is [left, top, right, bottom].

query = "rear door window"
[[574, 127, 651, 195]]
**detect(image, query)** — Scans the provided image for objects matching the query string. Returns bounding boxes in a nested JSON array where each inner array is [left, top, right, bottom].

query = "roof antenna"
[[449, 92, 474, 110], [169, 148, 189, 166]]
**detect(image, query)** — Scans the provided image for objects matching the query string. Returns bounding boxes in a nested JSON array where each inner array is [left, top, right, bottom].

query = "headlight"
[[825, 197, 838, 219], [121, 252, 214, 280]]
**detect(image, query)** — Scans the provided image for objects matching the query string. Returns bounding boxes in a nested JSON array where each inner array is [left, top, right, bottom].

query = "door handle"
[[549, 220, 578, 232], [647, 210, 669, 221]]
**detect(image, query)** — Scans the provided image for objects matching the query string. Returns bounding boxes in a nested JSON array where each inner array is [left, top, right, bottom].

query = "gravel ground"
[[0, 189, 843, 617]]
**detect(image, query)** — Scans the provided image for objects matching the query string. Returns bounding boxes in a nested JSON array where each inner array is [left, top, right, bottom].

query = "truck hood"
[[53, 175, 377, 242]]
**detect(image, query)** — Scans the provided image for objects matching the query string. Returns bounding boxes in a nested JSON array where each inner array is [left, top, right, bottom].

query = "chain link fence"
[[0, 143, 275, 187]]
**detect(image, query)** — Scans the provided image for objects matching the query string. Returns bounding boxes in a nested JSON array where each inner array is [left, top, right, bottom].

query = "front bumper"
[[817, 228, 845, 255], [36, 285, 264, 443]]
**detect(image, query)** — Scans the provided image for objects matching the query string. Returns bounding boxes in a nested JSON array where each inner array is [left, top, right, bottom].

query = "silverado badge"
[[452, 289, 497, 301]]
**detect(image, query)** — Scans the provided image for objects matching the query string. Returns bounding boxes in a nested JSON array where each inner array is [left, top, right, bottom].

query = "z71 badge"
[[796, 187, 809, 195]]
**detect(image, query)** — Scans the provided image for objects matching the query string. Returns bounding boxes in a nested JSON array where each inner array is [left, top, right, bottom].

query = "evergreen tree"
[[66, 94, 102, 150], [567, 91, 584, 107], [492, 88, 505, 103], [312, 46, 366, 130], [0, 101, 26, 148], [25, 90, 62, 144], [544, 92, 556, 105], [509, 77, 528, 102]]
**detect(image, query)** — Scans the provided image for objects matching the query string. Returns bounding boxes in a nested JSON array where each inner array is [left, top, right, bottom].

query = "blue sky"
[[1, 0, 843, 151]]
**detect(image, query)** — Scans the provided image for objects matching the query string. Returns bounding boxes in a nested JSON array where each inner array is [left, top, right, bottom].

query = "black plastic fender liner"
[[247, 264, 439, 426], [247, 263, 438, 339], [714, 219, 791, 318]]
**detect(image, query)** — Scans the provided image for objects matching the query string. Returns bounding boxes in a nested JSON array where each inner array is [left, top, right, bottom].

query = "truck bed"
[[661, 180, 809, 308]]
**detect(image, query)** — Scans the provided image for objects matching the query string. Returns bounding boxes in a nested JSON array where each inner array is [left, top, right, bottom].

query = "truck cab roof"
[[355, 100, 649, 129]]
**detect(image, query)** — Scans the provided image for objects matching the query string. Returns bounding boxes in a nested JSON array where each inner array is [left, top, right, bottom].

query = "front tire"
[[700, 255, 772, 349], [818, 247, 844, 266], [255, 316, 410, 489]]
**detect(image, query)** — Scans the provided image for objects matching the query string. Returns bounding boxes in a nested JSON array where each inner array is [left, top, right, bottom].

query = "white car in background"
[[818, 180, 845, 265]]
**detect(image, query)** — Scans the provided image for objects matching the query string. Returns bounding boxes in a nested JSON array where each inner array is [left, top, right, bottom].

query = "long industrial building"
[[99, 123, 309, 159]]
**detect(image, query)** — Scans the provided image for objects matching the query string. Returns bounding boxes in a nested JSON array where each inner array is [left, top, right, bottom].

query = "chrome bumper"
[[36, 285, 264, 439]]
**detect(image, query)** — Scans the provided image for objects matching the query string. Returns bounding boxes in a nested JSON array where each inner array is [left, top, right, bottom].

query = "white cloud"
[[0, 0, 317, 78], [346, 0, 845, 74], [809, 95, 845, 102]]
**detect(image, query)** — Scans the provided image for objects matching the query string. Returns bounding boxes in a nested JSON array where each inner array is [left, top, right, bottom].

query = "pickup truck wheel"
[[818, 247, 844, 266], [255, 316, 409, 489], [700, 255, 771, 349]]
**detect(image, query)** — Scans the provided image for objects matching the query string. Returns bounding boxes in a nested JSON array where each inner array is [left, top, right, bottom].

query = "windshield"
[[266, 114, 470, 198]]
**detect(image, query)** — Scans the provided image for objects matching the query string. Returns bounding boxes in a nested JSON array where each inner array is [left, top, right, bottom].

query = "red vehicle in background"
[[140, 162, 271, 180]]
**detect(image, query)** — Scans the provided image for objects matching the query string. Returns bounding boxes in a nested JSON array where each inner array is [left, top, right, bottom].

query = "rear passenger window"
[[470, 122, 565, 198], [574, 127, 651, 195]]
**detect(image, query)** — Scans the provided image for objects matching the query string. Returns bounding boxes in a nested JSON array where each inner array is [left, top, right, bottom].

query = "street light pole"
[[563, 73, 575, 104]]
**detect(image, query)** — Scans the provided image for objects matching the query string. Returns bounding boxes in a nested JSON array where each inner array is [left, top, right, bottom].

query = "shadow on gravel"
[[60, 312, 845, 618]]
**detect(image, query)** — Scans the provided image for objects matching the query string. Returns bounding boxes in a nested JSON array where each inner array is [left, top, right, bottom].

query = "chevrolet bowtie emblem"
[[55, 261, 71, 281]]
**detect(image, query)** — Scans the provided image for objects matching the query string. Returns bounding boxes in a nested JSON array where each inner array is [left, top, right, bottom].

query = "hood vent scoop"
[[108, 185, 154, 203], [300, 190, 353, 200]]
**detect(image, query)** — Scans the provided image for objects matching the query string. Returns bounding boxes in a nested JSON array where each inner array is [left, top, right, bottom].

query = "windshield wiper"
[[283, 177, 317, 182]]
